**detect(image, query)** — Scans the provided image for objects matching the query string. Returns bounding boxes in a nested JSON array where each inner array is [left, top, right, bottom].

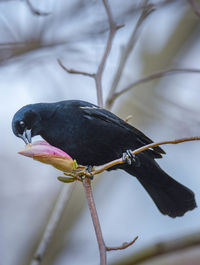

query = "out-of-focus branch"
[[26, 0, 50, 16], [30, 184, 75, 265], [111, 231, 200, 265], [106, 1, 155, 109], [188, 0, 200, 17], [109, 68, 200, 102], [58, 59, 95, 78], [58, 0, 123, 108], [95, 0, 123, 107], [0, 41, 70, 63]]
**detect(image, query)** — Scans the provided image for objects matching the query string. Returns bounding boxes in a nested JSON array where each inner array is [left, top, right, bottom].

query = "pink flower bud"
[[18, 140, 76, 172], [19, 140, 72, 158]]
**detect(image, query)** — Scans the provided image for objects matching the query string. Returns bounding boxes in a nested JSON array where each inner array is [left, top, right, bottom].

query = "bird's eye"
[[19, 120, 25, 129]]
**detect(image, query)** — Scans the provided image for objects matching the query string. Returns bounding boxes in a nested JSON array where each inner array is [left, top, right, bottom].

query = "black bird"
[[12, 100, 196, 217]]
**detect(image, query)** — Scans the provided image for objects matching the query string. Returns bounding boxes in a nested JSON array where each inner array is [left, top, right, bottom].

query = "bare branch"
[[63, 136, 200, 179], [188, 0, 200, 18], [106, 236, 138, 251], [58, 59, 95, 78], [91, 136, 200, 176], [95, 0, 123, 107], [30, 184, 75, 265], [82, 178, 107, 265], [58, 0, 122, 108], [111, 231, 200, 265], [106, 1, 155, 109], [111, 68, 200, 103], [26, 0, 50, 16]]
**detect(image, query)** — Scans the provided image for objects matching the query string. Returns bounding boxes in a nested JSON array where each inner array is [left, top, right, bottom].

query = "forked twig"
[[58, 0, 123, 108], [106, 1, 155, 109], [95, 0, 123, 107], [80, 1, 123, 262]]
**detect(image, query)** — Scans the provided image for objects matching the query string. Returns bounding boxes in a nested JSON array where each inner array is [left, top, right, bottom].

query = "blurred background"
[[1, 0, 200, 264]]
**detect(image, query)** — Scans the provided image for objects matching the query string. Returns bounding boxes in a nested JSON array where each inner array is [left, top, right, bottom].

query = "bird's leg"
[[122, 150, 136, 165]]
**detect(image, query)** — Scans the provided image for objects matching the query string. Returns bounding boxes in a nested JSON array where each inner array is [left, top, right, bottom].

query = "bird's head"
[[12, 104, 43, 144]]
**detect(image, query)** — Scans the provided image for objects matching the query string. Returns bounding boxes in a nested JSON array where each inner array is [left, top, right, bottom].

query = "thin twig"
[[91, 136, 200, 176], [26, 0, 50, 16], [106, 1, 155, 109], [58, 59, 95, 78], [111, 68, 200, 102], [30, 184, 75, 265], [63, 136, 200, 179], [95, 0, 123, 107], [58, 0, 122, 108], [82, 178, 107, 265], [106, 236, 138, 251], [188, 0, 200, 17], [111, 231, 200, 265]]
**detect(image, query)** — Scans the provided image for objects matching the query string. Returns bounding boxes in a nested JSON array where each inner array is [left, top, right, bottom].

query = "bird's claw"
[[79, 165, 94, 180], [86, 165, 94, 180], [122, 150, 135, 165]]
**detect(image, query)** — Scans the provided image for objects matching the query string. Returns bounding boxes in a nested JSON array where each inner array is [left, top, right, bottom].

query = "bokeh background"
[[1, 0, 200, 265]]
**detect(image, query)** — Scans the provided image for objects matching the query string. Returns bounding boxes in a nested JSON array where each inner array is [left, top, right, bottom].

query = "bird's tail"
[[124, 161, 196, 217]]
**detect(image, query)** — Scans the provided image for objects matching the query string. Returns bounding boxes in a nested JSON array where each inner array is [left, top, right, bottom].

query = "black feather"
[[12, 100, 197, 217]]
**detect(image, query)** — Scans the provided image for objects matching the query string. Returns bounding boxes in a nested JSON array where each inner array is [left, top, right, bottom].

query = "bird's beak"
[[18, 129, 32, 144]]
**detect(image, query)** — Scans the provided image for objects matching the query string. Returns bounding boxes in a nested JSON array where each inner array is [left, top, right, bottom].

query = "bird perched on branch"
[[12, 100, 196, 217]]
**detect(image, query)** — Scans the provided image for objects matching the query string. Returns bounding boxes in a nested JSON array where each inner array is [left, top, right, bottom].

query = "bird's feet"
[[86, 165, 94, 180], [79, 165, 94, 180], [122, 150, 135, 165]]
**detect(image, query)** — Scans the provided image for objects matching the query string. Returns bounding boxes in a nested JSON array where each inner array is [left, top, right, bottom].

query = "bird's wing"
[[82, 107, 165, 157]]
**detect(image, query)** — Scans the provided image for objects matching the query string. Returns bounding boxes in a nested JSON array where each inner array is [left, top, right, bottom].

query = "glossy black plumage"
[[12, 100, 197, 217]]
